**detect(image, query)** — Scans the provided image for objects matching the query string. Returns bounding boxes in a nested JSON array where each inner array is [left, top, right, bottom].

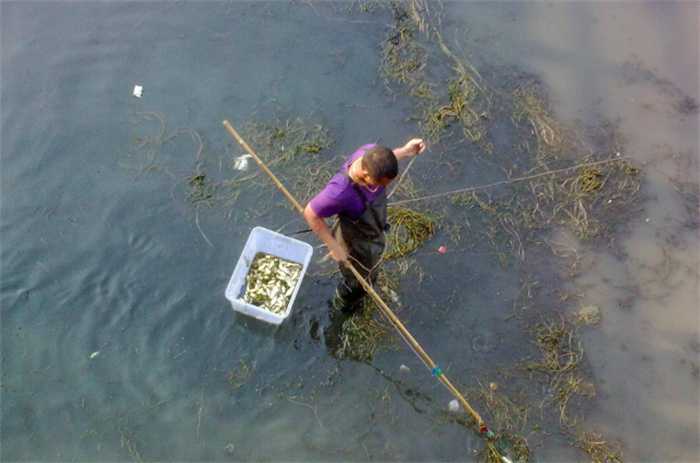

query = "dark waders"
[[333, 180, 388, 313]]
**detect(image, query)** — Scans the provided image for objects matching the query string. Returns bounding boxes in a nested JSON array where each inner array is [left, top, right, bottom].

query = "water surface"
[[2, 1, 698, 462]]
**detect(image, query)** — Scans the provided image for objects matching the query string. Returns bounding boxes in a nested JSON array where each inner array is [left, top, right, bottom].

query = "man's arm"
[[303, 204, 348, 263], [393, 138, 426, 161]]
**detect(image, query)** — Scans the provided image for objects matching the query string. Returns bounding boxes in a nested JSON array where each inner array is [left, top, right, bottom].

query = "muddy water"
[[448, 2, 699, 461]]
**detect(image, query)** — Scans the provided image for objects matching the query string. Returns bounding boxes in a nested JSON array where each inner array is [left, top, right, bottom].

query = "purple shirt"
[[309, 144, 385, 219]]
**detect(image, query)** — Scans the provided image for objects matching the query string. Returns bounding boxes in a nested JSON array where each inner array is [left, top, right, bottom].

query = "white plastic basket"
[[225, 226, 313, 325]]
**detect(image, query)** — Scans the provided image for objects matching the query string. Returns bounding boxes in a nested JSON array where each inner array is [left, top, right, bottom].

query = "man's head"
[[359, 145, 398, 188]]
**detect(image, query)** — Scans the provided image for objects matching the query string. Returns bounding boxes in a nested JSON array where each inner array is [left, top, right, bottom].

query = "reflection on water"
[[1, 1, 697, 462]]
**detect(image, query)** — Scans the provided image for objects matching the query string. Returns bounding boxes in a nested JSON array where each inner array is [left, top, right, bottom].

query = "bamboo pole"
[[223, 119, 489, 434], [345, 263, 487, 429]]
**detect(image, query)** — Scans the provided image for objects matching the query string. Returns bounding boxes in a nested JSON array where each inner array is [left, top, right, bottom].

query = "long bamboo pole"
[[223, 119, 490, 435]]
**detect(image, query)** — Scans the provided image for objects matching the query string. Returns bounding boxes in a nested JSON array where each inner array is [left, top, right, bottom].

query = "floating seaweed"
[[513, 85, 576, 166], [333, 308, 392, 363], [239, 117, 334, 166], [380, 3, 492, 147], [380, 6, 427, 89], [443, 154, 642, 255], [342, 0, 384, 15], [576, 167, 603, 193], [575, 305, 601, 326], [231, 117, 336, 206], [432, 30, 492, 148], [227, 360, 253, 389], [552, 373, 596, 426], [384, 206, 436, 260], [527, 318, 583, 375], [423, 76, 489, 145], [333, 270, 400, 362], [524, 317, 597, 426], [573, 430, 623, 463], [186, 170, 216, 206]]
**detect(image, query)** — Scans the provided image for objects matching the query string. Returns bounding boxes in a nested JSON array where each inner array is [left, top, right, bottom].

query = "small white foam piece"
[[399, 364, 410, 374], [89, 351, 100, 359], [133, 85, 143, 98], [388, 289, 400, 304], [448, 399, 460, 412], [234, 154, 252, 171]]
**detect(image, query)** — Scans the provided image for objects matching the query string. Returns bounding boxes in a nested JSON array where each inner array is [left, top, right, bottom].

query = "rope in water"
[[387, 155, 418, 199], [223, 119, 494, 437], [388, 156, 631, 206]]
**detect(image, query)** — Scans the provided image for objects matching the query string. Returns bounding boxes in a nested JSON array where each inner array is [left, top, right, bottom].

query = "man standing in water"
[[303, 139, 426, 314]]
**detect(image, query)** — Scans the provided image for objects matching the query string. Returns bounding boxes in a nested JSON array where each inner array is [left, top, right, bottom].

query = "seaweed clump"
[[381, 5, 427, 90], [380, 3, 492, 146], [333, 271, 400, 362], [428, 29, 493, 148], [186, 171, 216, 206], [573, 431, 623, 463], [526, 318, 595, 426], [423, 75, 490, 146], [527, 318, 583, 375], [227, 360, 252, 389], [384, 206, 436, 260], [577, 167, 603, 193], [248, 118, 334, 165], [446, 155, 642, 256], [575, 305, 601, 326], [513, 86, 575, 166]]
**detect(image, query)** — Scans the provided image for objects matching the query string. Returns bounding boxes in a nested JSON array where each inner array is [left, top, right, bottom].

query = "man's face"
[[359, 170, 392, 189]]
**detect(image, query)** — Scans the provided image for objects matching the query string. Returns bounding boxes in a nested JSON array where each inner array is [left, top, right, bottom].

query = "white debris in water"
[[645, 217, 651, 223], [133, 85, 143, 98], [448, 399, 460, 412], [388, 289, 400, 304], [89, 351, 100, 359], [399, 364, 410, 374], [233, 154, 252, 171], [224, 443, 235, 455]]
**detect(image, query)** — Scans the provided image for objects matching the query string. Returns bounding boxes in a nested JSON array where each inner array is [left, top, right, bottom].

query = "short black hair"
[[362, 145, 398, 180]]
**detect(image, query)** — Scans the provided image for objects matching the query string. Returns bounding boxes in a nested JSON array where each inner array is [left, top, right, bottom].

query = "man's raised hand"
[[405, 138, 427, 156]]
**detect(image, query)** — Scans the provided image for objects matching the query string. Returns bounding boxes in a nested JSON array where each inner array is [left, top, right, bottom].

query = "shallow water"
[[2, 1, 698, 462], [446, 2, 699, 461]]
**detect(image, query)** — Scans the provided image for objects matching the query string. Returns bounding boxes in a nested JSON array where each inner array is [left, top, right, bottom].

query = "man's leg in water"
[[334, 238, 382, 314]]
